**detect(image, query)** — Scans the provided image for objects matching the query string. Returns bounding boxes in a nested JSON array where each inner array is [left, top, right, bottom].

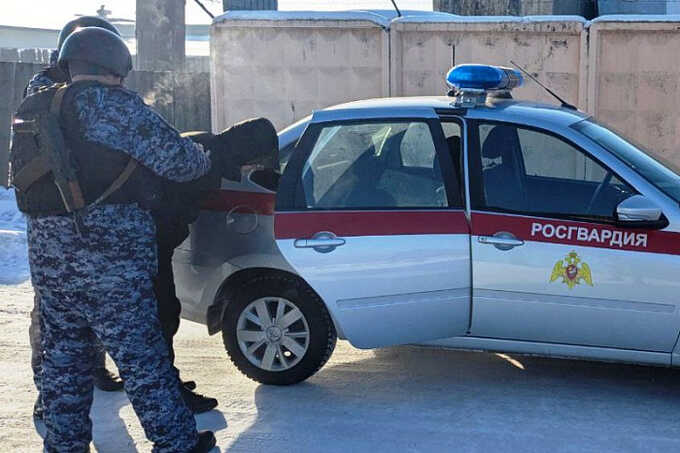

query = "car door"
[[274, 115, 471, 349], [467, 120, 680, 353]]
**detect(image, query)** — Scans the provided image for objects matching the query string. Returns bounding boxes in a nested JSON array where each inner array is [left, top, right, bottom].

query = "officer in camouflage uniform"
[[25, 18, 126, 422], [25, 16, 220, 417], [23, 50, 60, 98], [12, 27, 216, 452]]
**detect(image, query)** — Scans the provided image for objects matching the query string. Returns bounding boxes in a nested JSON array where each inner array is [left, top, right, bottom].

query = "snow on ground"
[[0, 188, 29, 285], [3, 190, 680, 451], [3, 278, 680, 452]]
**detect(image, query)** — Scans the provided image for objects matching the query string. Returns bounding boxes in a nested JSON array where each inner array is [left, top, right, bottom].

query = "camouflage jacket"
[[26, 83, 211, 282], [23, 50, 63, 98]]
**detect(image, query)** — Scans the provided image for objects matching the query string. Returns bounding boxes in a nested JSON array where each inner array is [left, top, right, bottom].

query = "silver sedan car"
[[174, 65, 680, 385]]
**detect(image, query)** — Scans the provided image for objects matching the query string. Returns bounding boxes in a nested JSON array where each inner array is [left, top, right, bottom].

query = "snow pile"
[[0, 187, 29, 285], [393, 14, 587, 24], [213, 10, 593, 29], [213, 9, 458, 28], [589, 14, 680, 23]]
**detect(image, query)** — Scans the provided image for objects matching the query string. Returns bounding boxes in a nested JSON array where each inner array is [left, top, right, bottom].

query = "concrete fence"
[[5, 14, 680, 187], [587, 18, 680, 166], [210, 12, 680, 167], [0, 62, 210, 187], [390, 16, 587, 108], [210, 13, 390, 132]]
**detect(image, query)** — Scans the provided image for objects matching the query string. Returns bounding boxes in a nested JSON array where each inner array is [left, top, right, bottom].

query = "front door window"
[[476, 122, 635, 219]]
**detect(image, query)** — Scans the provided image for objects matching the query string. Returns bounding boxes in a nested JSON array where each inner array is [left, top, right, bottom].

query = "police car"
[[173, 64, 680, 385]]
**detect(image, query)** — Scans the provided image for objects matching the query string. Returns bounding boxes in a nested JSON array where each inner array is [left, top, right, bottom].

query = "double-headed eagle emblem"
[[550, 251, 593, 289]]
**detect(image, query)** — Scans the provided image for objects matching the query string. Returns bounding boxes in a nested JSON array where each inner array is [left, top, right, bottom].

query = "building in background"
[[433, 0, 680, 17], [0, 26, 59, 49], [223, 0, 278, 9], [598, 0, 680, 14], [0, 22, 209, 58], [433, 0, 598, 18]]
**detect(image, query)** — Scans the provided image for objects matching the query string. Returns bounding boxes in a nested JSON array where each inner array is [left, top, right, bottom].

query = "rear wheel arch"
[[206, 267, 340, 337]]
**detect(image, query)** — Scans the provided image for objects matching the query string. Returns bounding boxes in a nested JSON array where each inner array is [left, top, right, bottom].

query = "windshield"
[[573, 118, 680, 203]]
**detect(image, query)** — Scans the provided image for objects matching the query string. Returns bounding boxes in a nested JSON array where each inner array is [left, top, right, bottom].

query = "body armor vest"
[[10, 81, 163, 217]]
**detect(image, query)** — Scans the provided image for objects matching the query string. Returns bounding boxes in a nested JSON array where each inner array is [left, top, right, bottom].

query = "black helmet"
[[58, 27, 133, 78], [57, 16, 120, 52]]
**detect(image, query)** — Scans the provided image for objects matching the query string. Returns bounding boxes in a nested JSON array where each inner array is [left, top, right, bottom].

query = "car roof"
[[311, 96, 590, 130]]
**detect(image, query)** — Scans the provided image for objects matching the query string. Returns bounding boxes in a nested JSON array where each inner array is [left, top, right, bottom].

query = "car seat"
[[446, 136, 462, 179], [344, 150, 396, 208], [481, 125, 527, 211]]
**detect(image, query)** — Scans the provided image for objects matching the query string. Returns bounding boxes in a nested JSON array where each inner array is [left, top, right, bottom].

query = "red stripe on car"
[[472, 211, 680, 255], [274, 210, 470, 239]]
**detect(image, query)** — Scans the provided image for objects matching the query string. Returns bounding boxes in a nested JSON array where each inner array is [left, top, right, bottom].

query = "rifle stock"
[[39, 111, 85, 212]]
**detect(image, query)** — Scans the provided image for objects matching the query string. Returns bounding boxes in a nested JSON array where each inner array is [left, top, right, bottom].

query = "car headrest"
[[482, 125, 520, 161], [446, 136, 461, 155]]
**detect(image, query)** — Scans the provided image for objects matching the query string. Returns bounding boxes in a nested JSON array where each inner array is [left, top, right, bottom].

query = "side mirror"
[[616, 195, 666, 228]]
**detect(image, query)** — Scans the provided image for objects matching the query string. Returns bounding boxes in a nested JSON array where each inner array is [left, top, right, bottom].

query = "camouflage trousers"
[[28, 205, 198, 453], [29, 293, 106, 400]]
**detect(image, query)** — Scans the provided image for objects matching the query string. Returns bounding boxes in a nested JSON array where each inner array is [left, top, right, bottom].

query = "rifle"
[[11, 85, 86, 212]]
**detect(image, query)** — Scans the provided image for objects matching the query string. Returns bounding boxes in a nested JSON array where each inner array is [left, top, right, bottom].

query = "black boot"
[[92, 368, 124, 392], [190, 431, 216, 453], [181, 386, 218, 414], [183, 380, 197, 391]]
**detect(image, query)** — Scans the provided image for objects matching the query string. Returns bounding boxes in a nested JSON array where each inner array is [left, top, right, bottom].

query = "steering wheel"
[[586, 171, 613, 214]]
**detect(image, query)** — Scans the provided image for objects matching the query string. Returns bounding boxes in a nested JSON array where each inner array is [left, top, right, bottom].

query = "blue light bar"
[[446, 64, 523, 92]]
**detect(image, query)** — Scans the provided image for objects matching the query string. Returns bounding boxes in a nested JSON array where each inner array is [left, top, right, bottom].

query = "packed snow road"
[[2, 185, 680, 452], [2, 282, 680, 452]]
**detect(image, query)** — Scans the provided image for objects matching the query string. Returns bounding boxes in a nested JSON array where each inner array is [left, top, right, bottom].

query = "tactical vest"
[[10, 81, 163, 217]]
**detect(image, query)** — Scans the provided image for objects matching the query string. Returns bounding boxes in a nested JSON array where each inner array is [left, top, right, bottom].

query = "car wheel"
[[222, 275, 336, 385]]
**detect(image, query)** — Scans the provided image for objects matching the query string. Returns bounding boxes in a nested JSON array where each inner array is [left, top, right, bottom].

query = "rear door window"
[[299, 121, 450, 209]]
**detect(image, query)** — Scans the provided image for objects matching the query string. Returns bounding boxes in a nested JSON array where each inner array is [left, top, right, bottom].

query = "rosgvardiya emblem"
[[550, 251, 593, 289]]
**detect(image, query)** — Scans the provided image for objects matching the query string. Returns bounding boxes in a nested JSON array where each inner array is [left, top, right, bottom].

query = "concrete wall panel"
[[210, 17, 389, 131], [390, 18, 587, 108], [588, 19, 680, 165]]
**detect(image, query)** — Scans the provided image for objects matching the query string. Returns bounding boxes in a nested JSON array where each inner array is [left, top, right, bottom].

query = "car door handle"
[[294, 231, 346, 253], [295, 238, 346, 248], [478, 233, 524, 251]]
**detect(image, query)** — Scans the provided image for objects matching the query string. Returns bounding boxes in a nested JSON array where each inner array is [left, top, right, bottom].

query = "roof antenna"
[[389, 0, 402, 17], [194, 0, 215, 19], [510, 60, 577, 110]]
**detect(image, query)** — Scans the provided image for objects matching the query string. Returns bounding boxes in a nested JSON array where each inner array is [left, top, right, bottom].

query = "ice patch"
[[0, 188, 29, 285]]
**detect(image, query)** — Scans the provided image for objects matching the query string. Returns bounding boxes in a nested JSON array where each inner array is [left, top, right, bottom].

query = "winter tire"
[[222, 275, 336, 385]]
